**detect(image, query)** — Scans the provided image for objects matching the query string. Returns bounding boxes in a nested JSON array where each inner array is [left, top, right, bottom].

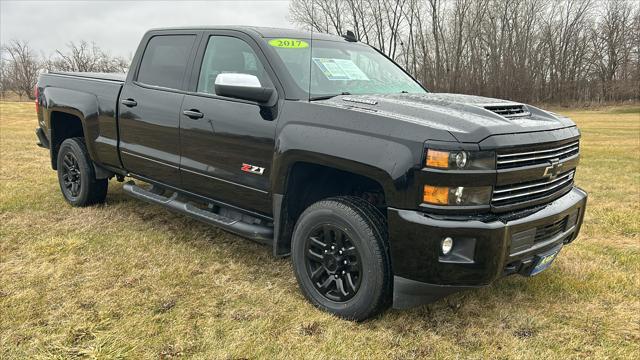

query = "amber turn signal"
[[426, 150, 450, 168], [423, 185, 449, 205]]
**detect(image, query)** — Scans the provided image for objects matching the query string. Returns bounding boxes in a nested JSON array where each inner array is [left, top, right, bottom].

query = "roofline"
[[145, 25, 344, 40]]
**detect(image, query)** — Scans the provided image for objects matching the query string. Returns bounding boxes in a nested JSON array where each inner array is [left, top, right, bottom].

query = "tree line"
[[0, 40, 129, 100], [290, 0, 639, 105]]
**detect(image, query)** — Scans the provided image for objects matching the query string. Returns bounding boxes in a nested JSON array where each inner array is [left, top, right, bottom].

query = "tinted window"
[[197, 36, 272, 95], [137, 35, 196, 89]]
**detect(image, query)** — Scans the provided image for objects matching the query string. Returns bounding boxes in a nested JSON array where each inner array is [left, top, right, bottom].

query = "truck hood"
[[318, 93, 576, 143]]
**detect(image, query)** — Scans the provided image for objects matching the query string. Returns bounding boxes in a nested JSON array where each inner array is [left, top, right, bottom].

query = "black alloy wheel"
[[305, 223, 363, 302], [56, 137, 108, 206], [61, 152, 82, 199], [291, 196, 392, 321]]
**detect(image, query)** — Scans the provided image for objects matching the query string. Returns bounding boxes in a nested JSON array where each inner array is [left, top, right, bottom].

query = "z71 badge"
[[241, 163, 265, 175]]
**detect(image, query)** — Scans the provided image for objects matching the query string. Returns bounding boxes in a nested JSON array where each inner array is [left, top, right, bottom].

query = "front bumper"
[[388, 186, 587, 309]]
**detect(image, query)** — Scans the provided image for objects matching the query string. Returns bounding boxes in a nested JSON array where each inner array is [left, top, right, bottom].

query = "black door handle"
[[183, 109, 204, 119], [121, 98, 137, 107]]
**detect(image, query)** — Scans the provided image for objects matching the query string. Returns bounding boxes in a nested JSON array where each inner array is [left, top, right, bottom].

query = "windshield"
[[267, 38, 426, 98]]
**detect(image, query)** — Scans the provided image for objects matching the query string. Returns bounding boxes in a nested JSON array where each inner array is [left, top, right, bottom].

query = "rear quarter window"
[[137, 35, 196, 90]]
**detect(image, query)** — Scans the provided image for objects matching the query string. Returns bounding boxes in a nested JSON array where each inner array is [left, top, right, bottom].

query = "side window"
[[137, 35, 196, 90], [197, 36, 272, 95]]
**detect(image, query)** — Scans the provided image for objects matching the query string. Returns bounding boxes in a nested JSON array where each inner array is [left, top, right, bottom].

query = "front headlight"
[[423, 185, 492, 206], [425, 149, 495, 170]]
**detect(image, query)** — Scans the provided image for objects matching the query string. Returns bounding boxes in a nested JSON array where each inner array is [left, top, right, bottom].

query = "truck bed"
[[39, 72, 125, 170]]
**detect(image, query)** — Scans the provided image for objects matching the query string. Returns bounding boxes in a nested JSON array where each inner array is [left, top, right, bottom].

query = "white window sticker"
[[312, 58, 370, 81]]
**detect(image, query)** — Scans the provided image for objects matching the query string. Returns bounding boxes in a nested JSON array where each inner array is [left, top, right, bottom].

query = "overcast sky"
[[0, 0, 295, 58]]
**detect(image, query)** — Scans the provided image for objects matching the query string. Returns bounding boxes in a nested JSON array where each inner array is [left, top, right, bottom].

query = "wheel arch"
[[271, 151, 401, 257], [42, 86, 100, 170]]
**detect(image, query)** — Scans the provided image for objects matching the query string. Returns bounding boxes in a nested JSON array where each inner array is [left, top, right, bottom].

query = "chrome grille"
[[497, 141, 579, 169], [484, 104, 530, 118], [492, 170, 575, 208]]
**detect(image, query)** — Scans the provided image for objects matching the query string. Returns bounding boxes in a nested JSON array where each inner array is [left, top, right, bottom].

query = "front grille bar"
[[497, 147, 579, 165], [493, 171, 575, 203], [496, 141, 580, 168], [494, 171, 574, 195], [498, 140, 579, 159], [535, 217, 568, 243]]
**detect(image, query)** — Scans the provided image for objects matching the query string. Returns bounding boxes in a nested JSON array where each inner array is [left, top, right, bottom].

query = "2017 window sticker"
[[312, 58, 370, 81], [268, 38, 309, 49]]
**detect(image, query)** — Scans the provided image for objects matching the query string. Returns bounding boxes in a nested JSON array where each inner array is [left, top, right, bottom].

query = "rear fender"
[[42, 87, 100, 164]]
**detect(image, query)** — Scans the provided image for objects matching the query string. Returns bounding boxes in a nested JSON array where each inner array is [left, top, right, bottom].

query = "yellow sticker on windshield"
[[268, 38, 309, 49]]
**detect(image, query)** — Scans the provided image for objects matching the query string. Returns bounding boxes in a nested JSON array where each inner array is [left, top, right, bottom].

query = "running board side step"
[[122, 181, 273, 244]]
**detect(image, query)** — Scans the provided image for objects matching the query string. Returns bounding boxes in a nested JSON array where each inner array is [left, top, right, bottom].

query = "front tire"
[[291, 196, 391, 321], [56, 137, 108, 206]]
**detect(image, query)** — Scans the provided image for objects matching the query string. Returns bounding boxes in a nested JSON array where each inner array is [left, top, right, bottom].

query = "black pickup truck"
[[35, 26, 587, 320]]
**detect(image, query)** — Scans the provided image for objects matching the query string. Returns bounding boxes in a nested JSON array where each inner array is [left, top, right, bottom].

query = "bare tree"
[[46, 41, 128, 73], [289, 0, 331, 32], [0, 56, 10, 96], [591, 0, 635, 101], [1, 40, 41, 100], [289, 0, 640, 105]]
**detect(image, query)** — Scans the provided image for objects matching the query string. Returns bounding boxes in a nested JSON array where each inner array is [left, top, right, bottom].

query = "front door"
[[119, 34, 198, 186], [179, 33, 278, 215]]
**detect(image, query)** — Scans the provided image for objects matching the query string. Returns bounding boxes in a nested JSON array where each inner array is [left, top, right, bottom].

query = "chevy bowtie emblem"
[[543, 159, 563, 179]]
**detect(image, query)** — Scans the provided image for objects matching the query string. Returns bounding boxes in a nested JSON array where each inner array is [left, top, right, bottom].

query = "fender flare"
[[270, 122, 418, 202], [269, 127, 418, 256], [42, 86, 100, 167], [271, 150, 400, 203]]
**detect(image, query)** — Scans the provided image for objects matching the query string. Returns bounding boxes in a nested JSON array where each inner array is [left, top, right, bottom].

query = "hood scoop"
[[484, 104, 530, 118]]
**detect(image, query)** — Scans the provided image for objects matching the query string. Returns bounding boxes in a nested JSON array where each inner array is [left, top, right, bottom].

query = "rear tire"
[[56, 137, 108, 206], [291, 196, 391, 321]]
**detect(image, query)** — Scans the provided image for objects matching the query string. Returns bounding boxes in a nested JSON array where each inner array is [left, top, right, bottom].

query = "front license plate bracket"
[[529, 245, 562, 276]]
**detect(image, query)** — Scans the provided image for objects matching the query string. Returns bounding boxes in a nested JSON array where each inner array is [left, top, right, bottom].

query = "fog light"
[[441, 237, 454, 255]]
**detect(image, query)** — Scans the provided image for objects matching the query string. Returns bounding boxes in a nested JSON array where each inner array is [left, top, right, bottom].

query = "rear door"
[[179, 31, 280, 215], [118, 32, 199, 186]]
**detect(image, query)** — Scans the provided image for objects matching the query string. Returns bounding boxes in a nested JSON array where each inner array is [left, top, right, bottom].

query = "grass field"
[[1, 101, 638, 359]]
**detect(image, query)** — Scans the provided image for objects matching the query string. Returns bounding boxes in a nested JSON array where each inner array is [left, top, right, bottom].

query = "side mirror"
[[214, 73, 274, 104]]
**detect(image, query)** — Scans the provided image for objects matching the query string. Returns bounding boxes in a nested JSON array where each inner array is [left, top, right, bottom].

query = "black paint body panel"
[[179, 94, 276, 214], [118, 84, 185, 186], [37, 73, 124, 170]]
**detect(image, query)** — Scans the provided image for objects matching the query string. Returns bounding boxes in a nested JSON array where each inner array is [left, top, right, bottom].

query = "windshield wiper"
[[309, 92, 351, 101]]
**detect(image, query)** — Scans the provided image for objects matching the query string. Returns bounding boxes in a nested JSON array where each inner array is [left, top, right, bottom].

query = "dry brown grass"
[[1, 101, 639, 359]]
